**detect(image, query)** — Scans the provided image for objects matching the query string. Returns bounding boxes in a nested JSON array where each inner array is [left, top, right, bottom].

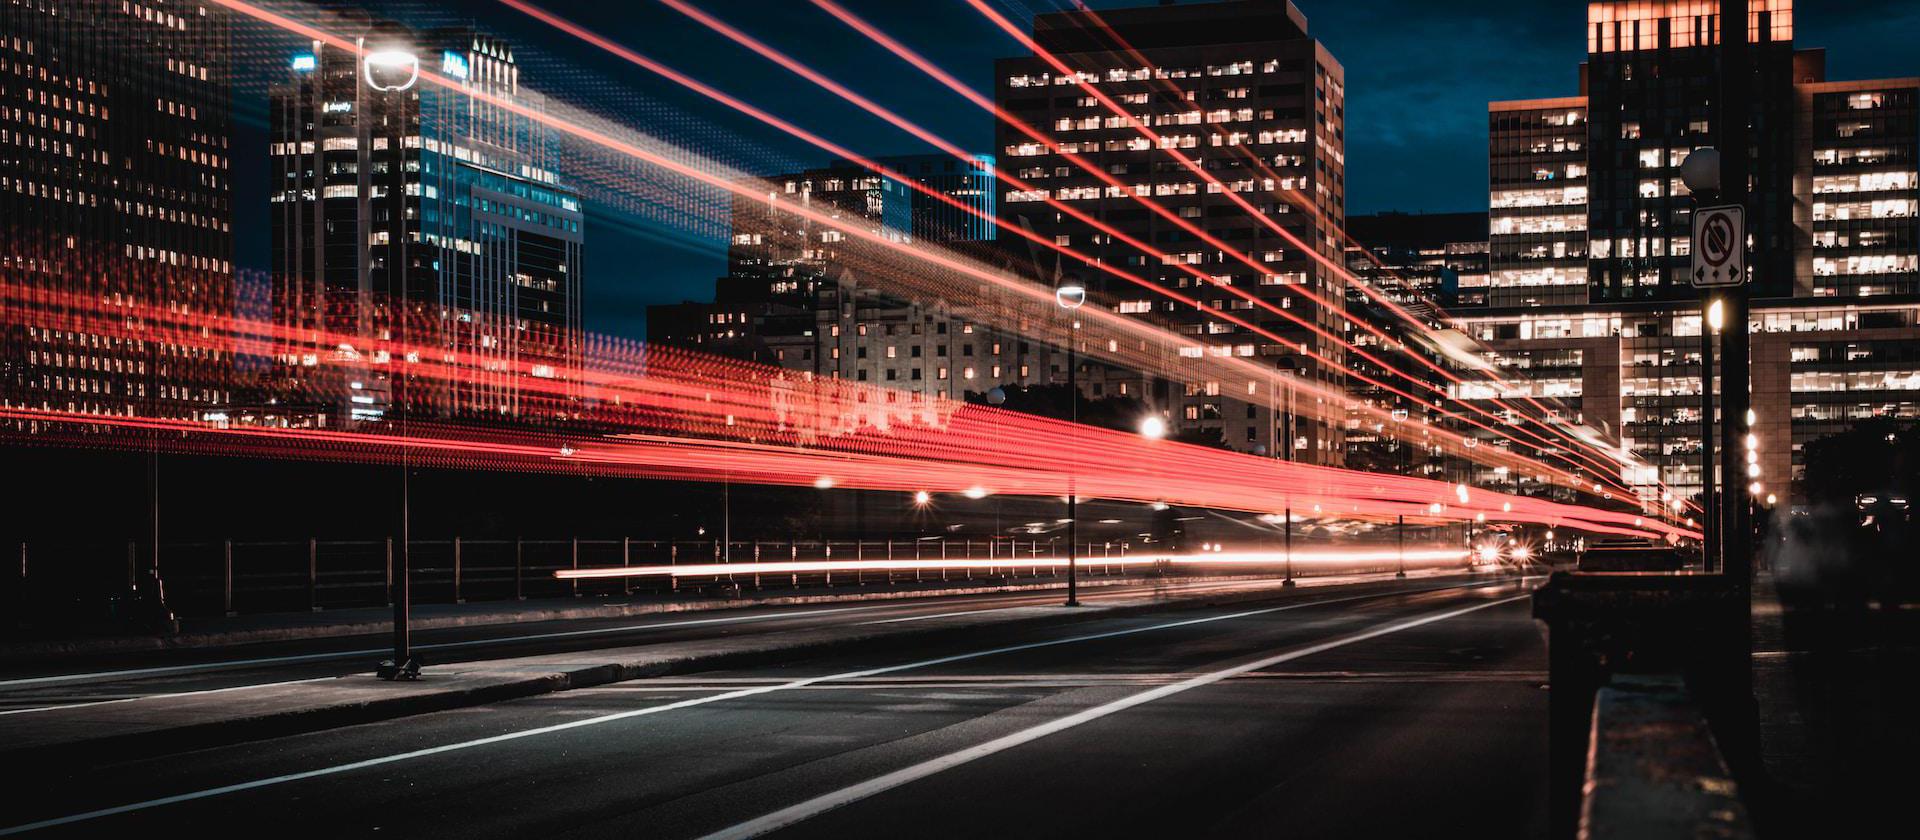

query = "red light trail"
[[504, 0, 1656, 504], [0, 268, 1695, 546], [969, 0, 1698, 512], [210, 0, 1642, 504], [168, 1, 1700, 535]]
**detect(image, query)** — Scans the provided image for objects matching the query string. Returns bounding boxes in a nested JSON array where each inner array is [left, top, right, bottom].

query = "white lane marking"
[[857, 607, 1010, 626], [0, 677, 337, 717], [0, 605, 902, 690], [700, 594, 1531, 840], [0, 579, 1515, 835]]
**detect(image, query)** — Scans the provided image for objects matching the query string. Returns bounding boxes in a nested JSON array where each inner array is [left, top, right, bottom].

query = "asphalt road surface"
[[0, 577, 1547, 838], [0, 575, 1452, 712]]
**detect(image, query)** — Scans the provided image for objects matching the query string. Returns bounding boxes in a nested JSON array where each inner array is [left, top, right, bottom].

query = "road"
[[0, 574, 1460, 712], [0, 577, 1547, 838]]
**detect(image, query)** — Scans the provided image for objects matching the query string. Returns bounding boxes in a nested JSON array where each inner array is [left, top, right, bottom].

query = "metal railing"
[[7, 537, 1139, 620]]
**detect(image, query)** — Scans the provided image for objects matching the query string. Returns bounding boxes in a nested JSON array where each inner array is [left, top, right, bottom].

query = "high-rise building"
[[268, 27, 583, 427], [1345, 212, 1489, 310], [1341, 212, 1488, 479], [1, 0, 235, 424], [1474, 0, 1920, 505], [649, 155, 1050, 401], [994, 0, 1346, 462]]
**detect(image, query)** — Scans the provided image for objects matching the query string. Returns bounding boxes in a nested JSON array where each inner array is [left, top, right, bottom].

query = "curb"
[[7, 571, 1512, 772]]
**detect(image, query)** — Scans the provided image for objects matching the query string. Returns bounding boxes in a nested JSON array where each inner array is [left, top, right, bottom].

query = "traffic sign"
[[1692, 204, 1745, 287]]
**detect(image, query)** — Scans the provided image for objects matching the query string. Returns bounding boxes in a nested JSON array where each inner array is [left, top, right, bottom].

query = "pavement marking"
[[856, 607, 1013, 626], [699, 593, 1532, 840], [0, 677, 337, 717], [0, 579, 1519, 835]]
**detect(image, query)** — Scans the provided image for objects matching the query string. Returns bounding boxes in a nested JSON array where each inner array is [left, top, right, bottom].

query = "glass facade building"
[[0, 0, 235, 425], [1474, 1, 1920, 506], [268, 28, 583, 427], [993, 0, 1347, 463]]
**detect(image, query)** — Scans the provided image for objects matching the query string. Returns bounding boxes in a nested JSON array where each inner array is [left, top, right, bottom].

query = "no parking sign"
[[1692, 205, 1745, 287]]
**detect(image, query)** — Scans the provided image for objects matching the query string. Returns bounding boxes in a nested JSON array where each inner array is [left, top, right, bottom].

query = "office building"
[[0, 0, 235, 425], [994, 0, 1347, 463], [268, 27, 584, 427], [1476, 0, 1919, 504], [1341, 212, 1488, 478], [649, 155, 1052, 401]]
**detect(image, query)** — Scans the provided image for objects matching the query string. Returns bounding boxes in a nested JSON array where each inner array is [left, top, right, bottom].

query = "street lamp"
[[372, 40, 422, 682], [1139, 415, 1166, 440], [1686, 150, 1726, 576], [1057, 273, 1084, 607], [362, 49, 420, 92]]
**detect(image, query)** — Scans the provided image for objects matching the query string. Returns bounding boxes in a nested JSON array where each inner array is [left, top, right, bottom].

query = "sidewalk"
[[1, 572, 1281, 661], [1750, 570, 1920, 835], [0, 569, 1501, 771]]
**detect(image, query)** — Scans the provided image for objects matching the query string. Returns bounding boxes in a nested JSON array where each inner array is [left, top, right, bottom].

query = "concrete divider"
[[1581, 674, 1753, 840]]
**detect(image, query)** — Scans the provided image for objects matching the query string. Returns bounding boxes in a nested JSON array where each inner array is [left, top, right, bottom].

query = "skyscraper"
[[1471, 0, 1920, 505], [1, 0, 235, 424], [269, 27, 583, 427], [994, 0, 1347, 462]]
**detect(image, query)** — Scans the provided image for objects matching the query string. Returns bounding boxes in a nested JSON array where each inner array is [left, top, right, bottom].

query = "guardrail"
[[6, 537, 1137, 620]]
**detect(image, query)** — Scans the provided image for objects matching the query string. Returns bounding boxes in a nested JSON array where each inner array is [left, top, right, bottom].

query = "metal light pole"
[[1057, 274, 1085, 607], [1283, 505, 1294, 587], [1396, 514, 1406, 578], [1716, 0, 1753, 597], [366, 43, 421, 681], [1702, 298, 1721, 571]]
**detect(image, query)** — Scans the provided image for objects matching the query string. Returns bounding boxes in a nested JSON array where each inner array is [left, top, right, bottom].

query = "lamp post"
[[1056, 274, 1085, 607], [1715, 0, 1753, 598], [1682, 146, 1724, 574], [365, 41, 421, 681], [1703, 296, 1722, 570]]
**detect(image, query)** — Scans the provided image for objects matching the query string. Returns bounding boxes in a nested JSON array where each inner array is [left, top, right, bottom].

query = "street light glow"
[[913, 490, 931, 506], [962, 485, 989, 499], [1139, 415, 1166, 440], [1706, 298, 1725, 332], [361, 48, 420, 91]]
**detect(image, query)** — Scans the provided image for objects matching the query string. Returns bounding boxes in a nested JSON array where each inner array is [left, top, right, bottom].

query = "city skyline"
[[1, 3, 1913, 836]]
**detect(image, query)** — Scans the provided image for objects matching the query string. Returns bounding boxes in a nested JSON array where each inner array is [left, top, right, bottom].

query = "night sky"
[[243, 1, 1920, 339]]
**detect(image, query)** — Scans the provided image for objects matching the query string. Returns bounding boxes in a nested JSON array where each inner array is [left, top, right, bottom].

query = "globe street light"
[[362, 48, 420, 92], [1679, 147, 1723, 199], [1139, 415, 1166, 440]]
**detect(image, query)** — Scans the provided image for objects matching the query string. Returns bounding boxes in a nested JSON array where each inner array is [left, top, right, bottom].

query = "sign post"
[[1691, 205, 1745, 289]]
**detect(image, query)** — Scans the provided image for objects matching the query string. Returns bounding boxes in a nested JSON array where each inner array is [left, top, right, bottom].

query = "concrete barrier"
[[1580, 674, 1753, 840]]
